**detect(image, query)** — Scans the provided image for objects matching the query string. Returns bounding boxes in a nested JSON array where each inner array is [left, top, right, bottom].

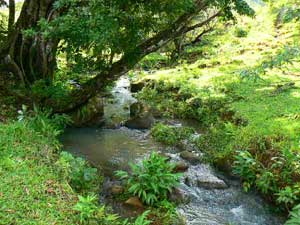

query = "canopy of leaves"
[[37, 0, 254, 73]]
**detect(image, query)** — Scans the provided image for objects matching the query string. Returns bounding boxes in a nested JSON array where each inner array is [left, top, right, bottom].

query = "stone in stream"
[[180, 151, 201, 164], [125, 197, 144, 208], [71, 95, 104, 127], [174, 161, 189, 173], [168, 187, 191, 204], [125, 102, 155, 129], [110, 185, 124, 195], [185, 164, 228, 190], [130, 81, 146, 93]]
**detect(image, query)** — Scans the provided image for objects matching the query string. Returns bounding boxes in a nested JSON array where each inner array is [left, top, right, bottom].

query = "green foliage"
[[239, 45, 300, 81], [26, 0, 254, 75], [57, 152, 100, 193], [233, 151, 259, 192], [31, 79, 71, 103], [116, 152, 182, 206], [74, 195, 121, 225], [0, 116, 78, 224], [151, 123, 195, 145], [128, 211, 152, 225], [277, 186, 300, 207], [234, 27, 248, 37], [17, 106, 71, 148], [286, 204, 300, 225]]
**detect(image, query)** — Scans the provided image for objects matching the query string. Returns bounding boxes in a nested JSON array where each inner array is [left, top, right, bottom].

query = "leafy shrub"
[[234, 27, 248, 38], [285, 204, 300, 225], [74, 195, 120, 225], [151, 123, 194, 146], [74, 195, 152, 225], [127, 211, 152, 225], [18, 105, 70, 143], [57, 152, 100, 192], [116, 152, 182, 206], [233, 150, 260, 192]]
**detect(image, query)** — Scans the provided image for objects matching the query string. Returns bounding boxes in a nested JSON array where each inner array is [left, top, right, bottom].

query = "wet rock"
[[178, 139, 200, 153], [185, 165, 228, 190], [197, 177, 228, 189], [125, 197, 144, 208], [110, 185, 124, 195], [172, 215, 187, 225], [168, 188, 190, 204], [174, 162, 189, 173], [71, 95, 104, 127], [180, 151, 201, 164], [130, 79, 155, 93], [130, 81, 146, 93], [125, 102, 154, 129], [178, 206, 228, 225]]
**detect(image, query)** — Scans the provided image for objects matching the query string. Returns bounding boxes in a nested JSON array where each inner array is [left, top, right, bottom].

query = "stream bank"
[[61, 76, 285, 225]]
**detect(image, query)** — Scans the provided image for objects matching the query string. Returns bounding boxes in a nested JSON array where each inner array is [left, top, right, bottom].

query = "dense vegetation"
[[135, 0, 300, 222], [1, 0, 300, 224]]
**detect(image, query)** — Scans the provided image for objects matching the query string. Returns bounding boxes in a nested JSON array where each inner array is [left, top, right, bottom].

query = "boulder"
[[197, 177, 228, 189], [184, 165, 228, 190], [110, 185, 124, 195], [130, 81, 146, 93], [130, 79, 154, 93], [168, 188, 190, 204], [174, 162, 189, 173], [125, 197, 144, 208], [71, 95, 104, 127], [125, 102, 154, 129], [180, 151, 201, 164]]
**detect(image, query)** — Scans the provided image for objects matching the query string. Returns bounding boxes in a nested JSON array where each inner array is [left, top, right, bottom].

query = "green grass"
[[0, 120, 78, 224], [135, 0, 300, 213]]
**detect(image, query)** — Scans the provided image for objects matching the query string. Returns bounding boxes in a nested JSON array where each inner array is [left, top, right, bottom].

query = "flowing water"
[[62, 76, 285, 225]]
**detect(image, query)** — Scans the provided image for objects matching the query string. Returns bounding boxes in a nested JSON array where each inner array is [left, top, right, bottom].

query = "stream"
[[62, 76, 285, 225]]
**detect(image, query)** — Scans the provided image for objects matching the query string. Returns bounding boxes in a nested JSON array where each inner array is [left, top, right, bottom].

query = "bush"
[[74, 195, 152, 225], [286, 204, 300, 225], [116, 152, 182, 206], [57, 152, 100, 193], [74, 195, 122, 225], [234, 27, 248, 38], [151, 123, 194, 146]]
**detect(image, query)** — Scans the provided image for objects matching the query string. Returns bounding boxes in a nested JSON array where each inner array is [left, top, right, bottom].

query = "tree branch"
[[8, 0, 15, 36]]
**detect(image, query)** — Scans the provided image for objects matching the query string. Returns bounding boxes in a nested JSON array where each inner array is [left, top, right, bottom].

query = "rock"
[[129, 102, 144, 117], [125, 197, 144, 208], [168, 188, 190, 204], [71, 95, 104, 127], [178, 139, 199, 152], [197, 177, 228, 189], [125, 102, 154, 129], [180, 151, 201, 164], [185, 164, 228, 190], [130, 81, 146, 93], [110, 185, 124, 195], [174, 162, 189, 173], [130, 79, 154, 93]]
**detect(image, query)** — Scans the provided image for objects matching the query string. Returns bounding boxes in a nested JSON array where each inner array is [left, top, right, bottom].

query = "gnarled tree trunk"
[[0, 0, 58, 85]]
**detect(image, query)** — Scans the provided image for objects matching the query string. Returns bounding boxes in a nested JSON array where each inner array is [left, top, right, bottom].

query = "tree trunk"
[[0, 0, 58, 85]]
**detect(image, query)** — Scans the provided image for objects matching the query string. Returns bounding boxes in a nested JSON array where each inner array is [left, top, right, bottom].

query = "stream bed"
[[61, 76, 285, 225]]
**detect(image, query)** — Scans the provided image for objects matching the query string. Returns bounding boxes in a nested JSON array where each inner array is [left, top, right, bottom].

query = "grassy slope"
[[0, 121, 78, 224], [137, 0, 300, 210]]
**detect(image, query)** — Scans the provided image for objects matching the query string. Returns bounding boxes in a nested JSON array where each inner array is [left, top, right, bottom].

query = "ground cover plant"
[[134, 0, 300, 222]]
